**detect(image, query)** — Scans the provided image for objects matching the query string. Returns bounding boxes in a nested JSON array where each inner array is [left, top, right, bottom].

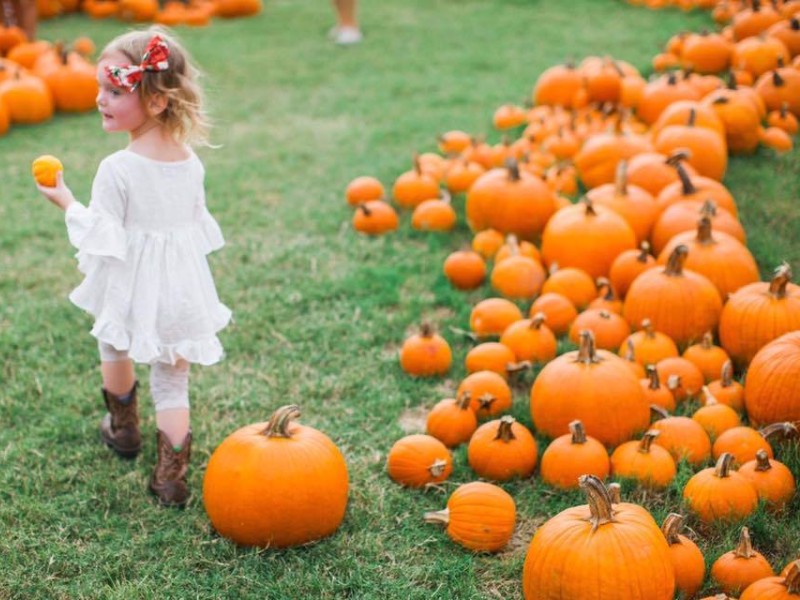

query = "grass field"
[[2, 0, 800, 597]]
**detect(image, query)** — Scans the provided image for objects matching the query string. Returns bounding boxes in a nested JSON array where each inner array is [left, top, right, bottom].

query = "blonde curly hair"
[[102, 26, 211, 146]]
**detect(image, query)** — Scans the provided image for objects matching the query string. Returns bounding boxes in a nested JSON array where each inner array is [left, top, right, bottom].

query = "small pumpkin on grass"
[[499, 312, 557, 363], [744, 330, 800, 426], [712, 425, 774, 466], [471, 228, 505, 259], [656, 356, 705, 403], [683, 332, 731, 383], [740, 560, 800, 600], [707, 361, 745, 412], [738, 449, 796, 510], [387, 434, 452, 488], [467, 416, 538, 481], [569, 308, 631, 352], [457, 370, 512, 419], [528, 292, 577, 336], [711, 527, 775, 595], [641, 366, 676, 412], [540, 420, 610, 490], [692, 388, 741, 440], [522, 475, 675, 600], [469, 297, 523, 338], [620, 319, 679, 366], [661, 513, 706, 600], [465, 342, 517, 377], [611, 429, 677, 488], [393, 154, 440, 208], [345, 176, 385, 206], [426, 393, 477, 448], [683, 452, 759, 524], [411, 192, 457, 232], [443, 248, 486, 290], [399, 323, 452, 377], [352, 200, 398, 235], [650, 405, 712, 467], [202, 405, 348, 548], [588, 277, 623, 314], [541, 266, 597, 309], [425, 481, 516, 552]]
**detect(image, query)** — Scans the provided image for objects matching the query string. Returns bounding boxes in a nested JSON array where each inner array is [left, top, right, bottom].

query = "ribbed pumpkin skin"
[[426, 398, 478, 448], [466, 166, 556, 240], [745, 332, 800, 426], [610, 433, 677, 488], [531, 337, 649, 447], [467, 418, 538, 481], [739, 453, 796, 510], [667, 534, 706, 599], [540, 428, 610, 490], [712, 426, 774, 465], [438, 482, 516, 552], [523, 491, 675, 600], [740, 577, 800, 600], [623, 253, 722, 349], [722, 280, 800, 368], [387, 434, 452, 488], [711, 534, 775, 595], [651, 416, 712, 467], [683, 455, 759, 524], [203, 420, 348, 548], [541, 202, 637, 279]]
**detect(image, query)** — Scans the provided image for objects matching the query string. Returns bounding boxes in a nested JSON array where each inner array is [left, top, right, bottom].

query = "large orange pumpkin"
[[740, 561, 800, 600], [522, 475, 675, 600], [202, 405, 348, 548], [531, 331, 649, 447], [744, 331, 800, 426]]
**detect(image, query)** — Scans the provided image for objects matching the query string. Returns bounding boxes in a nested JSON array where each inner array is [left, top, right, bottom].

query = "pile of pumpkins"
[[341, 0, 800, 597], [0, 37, 98, 137], [34, 0, 260, 25]]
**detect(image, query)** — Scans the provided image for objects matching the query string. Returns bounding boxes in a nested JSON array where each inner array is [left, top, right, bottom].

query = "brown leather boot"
[[149, 430, 192, 508], [99, 382, 141, 459]]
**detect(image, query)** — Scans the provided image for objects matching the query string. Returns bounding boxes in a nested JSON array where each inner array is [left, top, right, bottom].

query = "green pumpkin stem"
[[754, 449, 773, 472], [661, 513, 686, 545], [569, 420, 587, 444], [733, 527, 757, 558], [262, 404, 301, 438], [769, 263, 792, 299], [579, 475, 615, 530], [714, 452, 735, 478], [639, 430, 659, 453], [646, 365, 661, 390], [664, 245, 689, 276], [423, 508, 450, 525], [495, 416, 517, 442]]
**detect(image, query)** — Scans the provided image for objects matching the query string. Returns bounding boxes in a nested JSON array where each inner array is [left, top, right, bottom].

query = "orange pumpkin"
[[426, 393, 478, 448], [637, 72, 702, 125], [708, 360, 745, 412], [471, 228, 505, 259], [541, 266, 597, 309], [661, 513, 706, 600], [387, 434, 452, 487], [345, 176, 385, 206], [656, 161, 738, 217], [626, 151, 697, 198], [740, 561, 800, 600], [653, 108, 728, 181], [641, 365, 676, 412], [744, 331, 800, 426], [766, 102, 799, 134], [651, 199, 745, 256], [533, 62, 585, 108], [31, 154, 63, 187], [610, 430, 677, 488], [352, 201, 398, 235], [528, 292, 577, 336], [469, 297, 523, 338], [756, 67, 800, 117], [399, 324, 452, 377], [393, 156, 440, 209], [467, 416, 538, 481], [693, 388, 742, 439], [739, 449, 796, 510], [425, 481, 516, 552], [712, 426, 774, 466], [711, 527, 775, 595], [683, 452, 759, 524], [540, 420, 610, 490], [465, 342, 517, 377], [437, 130, 472, 154], [650, 405, 712, 467], [0, 69, 54, 125], [609, 242, 657, 299], [499, 312, 557, 363], [457, 370, 513, 419], [444, 159, 485, 194], [531, 331, 649, 447], [573, 128, 653, 189], [523, 475, 675, 600], [202, 405, 348, 548], [683, 332, 731, 384], [443, 249, 486, 290], [569, 308, 631, 352], [490, 253, 545, 300], [411, 196, 457, 231], [620, 319, 679, 366], [681, 30, 734, 73]]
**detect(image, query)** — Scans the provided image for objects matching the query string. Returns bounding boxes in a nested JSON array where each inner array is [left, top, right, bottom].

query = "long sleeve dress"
[[64, 149, 232, 366]]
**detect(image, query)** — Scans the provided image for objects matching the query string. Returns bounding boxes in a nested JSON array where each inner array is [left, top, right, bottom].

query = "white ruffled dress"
[[65, 149, 232, 366]]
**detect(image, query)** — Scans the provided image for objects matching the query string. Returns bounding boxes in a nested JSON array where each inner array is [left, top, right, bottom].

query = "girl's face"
[[96, 51, 154, 137]]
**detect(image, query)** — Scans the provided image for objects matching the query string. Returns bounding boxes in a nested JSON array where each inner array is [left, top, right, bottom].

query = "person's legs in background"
[[331, 0, 362, 45]]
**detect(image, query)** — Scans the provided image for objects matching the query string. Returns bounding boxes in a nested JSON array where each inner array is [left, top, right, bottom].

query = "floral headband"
[[105, 35, 170, 92]]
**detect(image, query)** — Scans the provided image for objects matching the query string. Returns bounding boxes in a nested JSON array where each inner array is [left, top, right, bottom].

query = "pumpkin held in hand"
[[31, 155, 63, 187], [202, 405, 349, 548]]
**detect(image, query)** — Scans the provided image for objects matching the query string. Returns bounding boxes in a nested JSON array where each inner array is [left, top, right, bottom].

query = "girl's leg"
[[150, 360, 191, 447], [98, 342, 140, 458], [101, 359, 136, 396], [333, 0, 358, 28]]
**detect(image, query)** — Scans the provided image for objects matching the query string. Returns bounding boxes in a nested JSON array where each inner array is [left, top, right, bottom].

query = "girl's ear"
[[147, 93, 168, 117]]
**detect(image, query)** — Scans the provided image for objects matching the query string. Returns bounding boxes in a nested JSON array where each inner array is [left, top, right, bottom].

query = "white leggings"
[[98, 342, 190, 411]]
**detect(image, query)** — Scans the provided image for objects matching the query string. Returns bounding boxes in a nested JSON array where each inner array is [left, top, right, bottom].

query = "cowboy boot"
[[149, 430, 192, 508], [99, 382, 141, 459]]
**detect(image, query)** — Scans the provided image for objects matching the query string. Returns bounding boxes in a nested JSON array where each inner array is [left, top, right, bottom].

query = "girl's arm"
[[37, 172, 76, 211]]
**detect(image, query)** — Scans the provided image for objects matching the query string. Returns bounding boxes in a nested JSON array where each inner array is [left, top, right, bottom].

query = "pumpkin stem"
[[754, 449, 772, 472], [760, 421, 798, 440], [773, 69, 785, 88], [578, 475, 615, 530], [695, 216, 714, 245], [641, 318, 655, 338], [637, 241, 651, 263], [420, 323, 434, 338], [664, 245, 689, 276], [530, 312, 547, 330], [624, 338, 636, 364], [428, 459, 448, 478], [506, 360, 532, 374], [646, 365, 661, 390], [456, 390, 473, 410], [781, 101, 790, 119], [638, 430, 659, 453], [666, 149, 691, 167], [674, 161, 697, 196], [687, 107, 697, 127], [792, 18, 800, 33], [733, 527, 758, 559], [358, 203, 373, 217], [700, 199, 718, 218], [423, 508, 450, 526], [667, 374, 681, 393], [506, 234, 520, 256], [614, 160, 628, 197], [661, 513, 687, 545], [575, 330, 600, 364], [701, 332, 713, 349], [495, 416, 517, 442], [506, 157, 521, 182], [261, 404, 301, 438], [582, 196, 597, 217], [569, 420, 587, 444], [702, 386, 719, 406], [412, 153, 422, 175], [713, 452, 735, 478], [477, 393, 497, 411], [768, 263, 792, 299], [650, 404, 670, 421], [607, 482, 621, 504], [784, 561, 800, 594], [596, 277, 615, 302], [720, 361, 734, 387]]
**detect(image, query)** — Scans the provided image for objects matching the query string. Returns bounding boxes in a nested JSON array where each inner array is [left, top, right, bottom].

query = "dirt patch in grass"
[[397, 406, 430, 434]]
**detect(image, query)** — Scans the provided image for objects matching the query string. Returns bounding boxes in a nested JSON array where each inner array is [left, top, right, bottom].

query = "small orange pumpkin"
[[661, 513, 706, 600], [610, 429, 677, 488], [443, 249, 486, 290], [31, 154, 63, 187], [426, 393, 478, 448], [740, 561, 800, 600], [465, 342, 517, 377], [499, 312, 557, 363], [529, 292, 577, 336], [471, 228, 505, 259], [620, 319, 679, 366], [738, 449, 796, 510], [712, 425, 773, 466], [707, 361, 745, 412], [399, 324, 452, 377], [711, 527, 775, 595], [609, 242, 657, 299], [650, 405, 712, 467], [683, 452, 759, 524], [457, 370, 513, 419], [469, 297, 523, 338], [345, 176, 384, 206], [541, 266, 597, 309], [641, 365, 676, 412], [540, 420, 610, 490], [352, 201, 398, 235], [387, 434, 452, 488], [692, 387, 742, 439], [467, 416, 538, 481]]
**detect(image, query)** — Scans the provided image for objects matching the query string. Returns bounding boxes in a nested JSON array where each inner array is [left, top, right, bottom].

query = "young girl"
[[36, 28, 231, 508]]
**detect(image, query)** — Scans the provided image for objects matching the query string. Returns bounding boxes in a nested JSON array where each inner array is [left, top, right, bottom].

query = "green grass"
[[2, 0, 800, 598]]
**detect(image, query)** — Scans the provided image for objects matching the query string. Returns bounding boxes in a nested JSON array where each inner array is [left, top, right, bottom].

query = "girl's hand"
[[37, 172, 76, 211]]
